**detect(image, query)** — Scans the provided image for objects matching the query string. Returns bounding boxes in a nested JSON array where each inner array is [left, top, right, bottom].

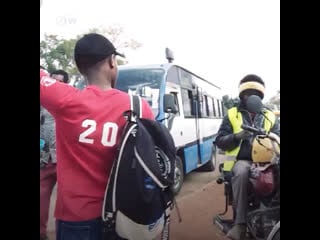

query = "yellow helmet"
[[252, 136, 280, 163]]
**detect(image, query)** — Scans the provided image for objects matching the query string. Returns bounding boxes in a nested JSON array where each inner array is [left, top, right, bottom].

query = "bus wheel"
[[198, 149, 216, 172], [172, 156, 184, 195]]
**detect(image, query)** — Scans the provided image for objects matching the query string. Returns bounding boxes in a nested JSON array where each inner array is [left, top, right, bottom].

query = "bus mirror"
[[164, 94, 178, 114]]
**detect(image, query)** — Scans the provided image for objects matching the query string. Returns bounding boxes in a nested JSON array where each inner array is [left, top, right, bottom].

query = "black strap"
[[131, 95, 141, 118], [161, 218, 170, 240]]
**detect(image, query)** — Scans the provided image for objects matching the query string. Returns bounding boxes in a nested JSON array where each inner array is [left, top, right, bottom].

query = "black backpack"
[[102, 95, 180, 240]]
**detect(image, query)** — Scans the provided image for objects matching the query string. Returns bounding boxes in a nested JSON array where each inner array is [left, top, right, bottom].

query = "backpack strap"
[[161, 203, 173, 240], [130, 95, 142, 119], [161, 194, 182, 240]]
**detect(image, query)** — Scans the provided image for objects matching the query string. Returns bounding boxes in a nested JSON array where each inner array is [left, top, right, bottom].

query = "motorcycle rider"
[[215, 74, 280, 240]]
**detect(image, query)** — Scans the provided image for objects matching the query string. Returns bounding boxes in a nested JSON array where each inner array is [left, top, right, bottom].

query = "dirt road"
[[46, 156, 231, 240], [169, 172, 231, 240]]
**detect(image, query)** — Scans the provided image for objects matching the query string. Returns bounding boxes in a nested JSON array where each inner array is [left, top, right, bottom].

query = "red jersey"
[[40, 76, 154, 221]]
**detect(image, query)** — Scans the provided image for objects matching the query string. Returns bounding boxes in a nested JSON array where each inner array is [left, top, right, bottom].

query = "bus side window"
[[212, 98, 217, 117], [190, 90, 199, 117], [166, 66, 180, 84], [170, 92, 180, 116], [201, 94, 208, 117], [217, 99, 222, 117], [181, 88, 192, 117], [221, 100, 226, 116], [218, 99, 224, 117], [207, 96, 214, 117]]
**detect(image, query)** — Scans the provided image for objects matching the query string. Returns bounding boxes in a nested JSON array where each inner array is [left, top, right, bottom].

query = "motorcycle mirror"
[[246, 95, 263, 114]]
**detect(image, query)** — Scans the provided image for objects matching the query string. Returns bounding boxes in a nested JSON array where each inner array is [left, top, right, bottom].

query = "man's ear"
[[108, 55, 116, 69]]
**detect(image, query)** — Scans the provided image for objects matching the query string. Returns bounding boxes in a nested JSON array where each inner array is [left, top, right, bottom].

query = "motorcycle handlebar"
[[241, 124, 266, 135], [241, 124, 280, 146]]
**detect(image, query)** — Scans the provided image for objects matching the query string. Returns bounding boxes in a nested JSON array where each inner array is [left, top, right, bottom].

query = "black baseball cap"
[[74, 33, 125, 74]]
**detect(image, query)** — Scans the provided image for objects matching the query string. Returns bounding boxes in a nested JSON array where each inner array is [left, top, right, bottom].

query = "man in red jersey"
[[40, 33, 154, 240]]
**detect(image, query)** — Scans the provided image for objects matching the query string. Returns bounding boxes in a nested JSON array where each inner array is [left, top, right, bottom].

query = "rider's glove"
[[234, 130, 253, 141]]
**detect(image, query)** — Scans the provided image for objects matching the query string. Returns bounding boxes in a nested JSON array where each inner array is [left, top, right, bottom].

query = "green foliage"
[[265, 90, 280, 110], [40, 34, 77, 74], [222, 95, 240, 109], [86, 25, 142, 51], [222, 90, 280, 112], [40, 25, 142, 76]]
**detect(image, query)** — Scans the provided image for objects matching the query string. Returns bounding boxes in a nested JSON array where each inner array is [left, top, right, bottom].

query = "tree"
[[40, 25, 142, 76], [265, 90, 280, 110], [40, 34, 78, 74], [221, 91, 280, 113], [222, 95, 240, 110], [86, 25, 141, 66], [86, 25, 142, 51]]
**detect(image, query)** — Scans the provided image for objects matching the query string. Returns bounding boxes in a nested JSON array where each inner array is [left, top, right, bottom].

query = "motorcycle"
[[214, 95, 280, 240]]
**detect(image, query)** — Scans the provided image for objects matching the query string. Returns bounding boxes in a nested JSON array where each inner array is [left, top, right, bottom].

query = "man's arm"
[[215, 115, 241, 151], [40, 72, 78, 115]]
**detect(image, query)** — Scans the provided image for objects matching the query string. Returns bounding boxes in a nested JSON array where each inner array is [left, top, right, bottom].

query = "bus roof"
[[118, 63, 221, 90]]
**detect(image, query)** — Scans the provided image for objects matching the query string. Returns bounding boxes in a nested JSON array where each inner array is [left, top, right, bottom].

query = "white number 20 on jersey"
[[79, 119, 118, 147]]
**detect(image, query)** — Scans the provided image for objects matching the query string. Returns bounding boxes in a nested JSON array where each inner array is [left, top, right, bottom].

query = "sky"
[[40, 0, 280, 101]]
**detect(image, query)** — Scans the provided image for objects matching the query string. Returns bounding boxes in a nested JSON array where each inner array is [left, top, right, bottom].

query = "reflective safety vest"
[[223, 107, 275, 171]]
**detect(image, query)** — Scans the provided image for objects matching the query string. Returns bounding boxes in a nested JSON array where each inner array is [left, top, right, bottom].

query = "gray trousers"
[[231, 160, 251, 225]]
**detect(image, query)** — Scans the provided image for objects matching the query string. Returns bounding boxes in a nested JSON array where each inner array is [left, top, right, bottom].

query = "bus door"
[[193, 86, 203, 166], [197, 90, 214, 165]]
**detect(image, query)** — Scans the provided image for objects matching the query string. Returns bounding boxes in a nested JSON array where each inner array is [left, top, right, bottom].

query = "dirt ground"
[[47, 180, 231, 240], [169, 181, 232, 240], [46, 153, 231, 240]]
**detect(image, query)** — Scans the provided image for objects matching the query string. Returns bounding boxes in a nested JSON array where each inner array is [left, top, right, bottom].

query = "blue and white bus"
[[115, 62, 224, 194]]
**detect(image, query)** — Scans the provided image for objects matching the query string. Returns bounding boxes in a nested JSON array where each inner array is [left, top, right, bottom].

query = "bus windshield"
[[115, 68, 164, 116]]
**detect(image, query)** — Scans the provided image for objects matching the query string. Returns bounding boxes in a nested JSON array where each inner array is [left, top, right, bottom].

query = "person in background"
[[40, 69, 69, 240]]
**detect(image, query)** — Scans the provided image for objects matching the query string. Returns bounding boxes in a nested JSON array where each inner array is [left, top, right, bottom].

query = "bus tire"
[[172, 156, 184, 195], [198, 149, 216, 172]]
